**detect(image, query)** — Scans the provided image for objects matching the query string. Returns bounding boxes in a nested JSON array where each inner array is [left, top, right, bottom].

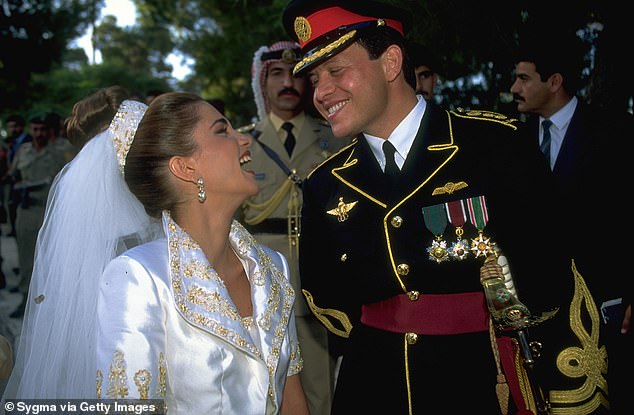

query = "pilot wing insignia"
[[327, 197, 358, 222], [432, 181, 468, 196]]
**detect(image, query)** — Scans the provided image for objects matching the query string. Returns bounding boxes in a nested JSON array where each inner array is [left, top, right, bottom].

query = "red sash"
[[361, 292, 535, 413], [361, 292, 488, 335]]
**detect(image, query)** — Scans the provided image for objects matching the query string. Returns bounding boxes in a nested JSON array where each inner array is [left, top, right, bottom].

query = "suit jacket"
[[300, 102, 571, 414], [518, 102, 633, 414], [96, 212, 301, 415], [522, 102, 628, 303]]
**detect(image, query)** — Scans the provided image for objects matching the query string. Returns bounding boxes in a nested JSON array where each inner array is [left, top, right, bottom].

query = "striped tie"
[[540, 119, 553, 166]]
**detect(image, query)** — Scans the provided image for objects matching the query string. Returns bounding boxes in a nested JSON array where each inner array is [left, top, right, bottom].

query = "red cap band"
[[297, 6, 404, 49]]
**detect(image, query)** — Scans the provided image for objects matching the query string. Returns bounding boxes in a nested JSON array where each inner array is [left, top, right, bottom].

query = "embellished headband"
[[107, 100, 148, 173]]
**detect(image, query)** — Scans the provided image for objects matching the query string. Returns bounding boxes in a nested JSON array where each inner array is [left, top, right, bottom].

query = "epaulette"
[[236, 122, 257, 134], [450, 108, 518, 129]]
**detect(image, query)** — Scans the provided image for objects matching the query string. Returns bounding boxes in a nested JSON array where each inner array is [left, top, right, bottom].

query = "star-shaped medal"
[[449, 239, 469, 260], [427, 239, 449, 263], [470, 232, 496, 258]]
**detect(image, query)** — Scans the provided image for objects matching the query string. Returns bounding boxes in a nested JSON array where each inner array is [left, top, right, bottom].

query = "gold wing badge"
[[432, 181, 468, 196], [327, 197, 358, 222]]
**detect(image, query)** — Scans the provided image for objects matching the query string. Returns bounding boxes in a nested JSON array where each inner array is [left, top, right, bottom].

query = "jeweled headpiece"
[[108, 100, 148, 173]]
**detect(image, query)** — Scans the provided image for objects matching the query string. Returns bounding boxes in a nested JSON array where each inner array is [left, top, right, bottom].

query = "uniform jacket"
[[96, 212, 302, 415], [299, 102, 571, 414]]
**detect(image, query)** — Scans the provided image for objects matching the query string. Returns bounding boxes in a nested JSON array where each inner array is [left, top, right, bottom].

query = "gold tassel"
[[496, 373, 510, 415], [489, 318, 510, 415]]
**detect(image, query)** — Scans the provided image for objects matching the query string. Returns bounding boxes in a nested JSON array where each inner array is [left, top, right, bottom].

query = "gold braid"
[[244, 178, 294, 225]]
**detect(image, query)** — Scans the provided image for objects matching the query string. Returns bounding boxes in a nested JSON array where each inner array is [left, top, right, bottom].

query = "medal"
[[466, 196, 496, 258], [422, 204, 449, 263], [445, 200, 469, 260]]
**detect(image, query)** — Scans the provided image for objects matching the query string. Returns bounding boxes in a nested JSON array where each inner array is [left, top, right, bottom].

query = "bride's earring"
[[196, 177, 206, 203]]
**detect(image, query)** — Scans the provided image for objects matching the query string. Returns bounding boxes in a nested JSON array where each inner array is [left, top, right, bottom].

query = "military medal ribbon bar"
[[446, 199, 469, 260], [466, 196, 496, 258], [422, 204, 449, 263]]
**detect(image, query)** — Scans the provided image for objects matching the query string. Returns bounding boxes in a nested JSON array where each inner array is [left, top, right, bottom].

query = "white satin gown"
[[95, 212, 303, 414]]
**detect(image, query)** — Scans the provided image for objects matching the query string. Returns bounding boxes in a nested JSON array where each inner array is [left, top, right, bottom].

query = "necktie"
[[382, 140, 399, 178], [540, 119, 553, 166], [281, 122, 296, 156]]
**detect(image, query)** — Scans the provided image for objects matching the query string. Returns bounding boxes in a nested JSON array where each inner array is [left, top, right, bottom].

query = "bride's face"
[[189, 102, 258, 201]]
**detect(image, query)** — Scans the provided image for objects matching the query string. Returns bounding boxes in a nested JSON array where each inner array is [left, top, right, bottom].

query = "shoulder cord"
[[244, 130, 302, 231], [250, 129, 302, 185]]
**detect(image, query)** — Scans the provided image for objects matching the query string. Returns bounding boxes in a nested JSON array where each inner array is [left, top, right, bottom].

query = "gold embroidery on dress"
[[165, 213, 297, 389], [134, 369, 151, 399], [96, 370, 103, 399], [107, 350, 129, 399], [548, 260, 609, 414], [187, 286, 242, 320], [157, 353, 167, 398], [288, 339, 303, 376]]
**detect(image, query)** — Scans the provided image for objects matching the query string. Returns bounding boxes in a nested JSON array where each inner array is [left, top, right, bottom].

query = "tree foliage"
[[1, 0, 97, 113], [2, 0, 631, 130], [140, 0, 631, 124]]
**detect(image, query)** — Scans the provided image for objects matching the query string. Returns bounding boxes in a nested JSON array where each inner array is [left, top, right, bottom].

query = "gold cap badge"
[[294, 16, 311, 43]]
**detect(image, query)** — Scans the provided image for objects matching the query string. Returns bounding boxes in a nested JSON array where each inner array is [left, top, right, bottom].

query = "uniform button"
[[405, 332, 418, 345], [396, 263, 410, 276], [407, 291, 419, 301], [390, 216, 403, 228], [340, 253, 347, 262]]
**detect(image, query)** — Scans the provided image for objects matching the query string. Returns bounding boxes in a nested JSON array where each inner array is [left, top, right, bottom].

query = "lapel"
[[332, 104, 458, 207], [163, 213, 293, 367], [552, 102, 588, 184]]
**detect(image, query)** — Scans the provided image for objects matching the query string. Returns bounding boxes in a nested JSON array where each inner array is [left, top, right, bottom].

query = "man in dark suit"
[[283, 1, 571, 413], [511, 32, 632, 414]]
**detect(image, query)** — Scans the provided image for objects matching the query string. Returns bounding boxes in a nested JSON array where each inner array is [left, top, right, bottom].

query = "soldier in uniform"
[[282, 0, 572, 414], [238, 40, 351, 415], [7, 114, 66, 318]]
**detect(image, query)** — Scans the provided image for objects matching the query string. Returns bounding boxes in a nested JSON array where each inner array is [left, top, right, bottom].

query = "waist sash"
[[361, 291, 488, 335], [361, 291, 533, 412]]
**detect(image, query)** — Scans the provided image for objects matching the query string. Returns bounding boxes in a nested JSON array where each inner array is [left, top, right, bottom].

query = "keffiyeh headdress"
[[251, 41, 301, 122]]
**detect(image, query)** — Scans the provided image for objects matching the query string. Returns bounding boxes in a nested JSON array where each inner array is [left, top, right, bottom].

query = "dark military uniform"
[[299, 103, 572, 414], [239, 114, 351, 415]]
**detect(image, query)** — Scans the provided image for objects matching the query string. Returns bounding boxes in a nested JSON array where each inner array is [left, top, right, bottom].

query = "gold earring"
[[196, 177, 206, 203]]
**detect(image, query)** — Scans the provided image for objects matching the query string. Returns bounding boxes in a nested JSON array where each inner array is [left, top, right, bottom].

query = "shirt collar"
[[542, 96, 577, 130], [365, 95, 427, 163], [269, 111, 306, 135]]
